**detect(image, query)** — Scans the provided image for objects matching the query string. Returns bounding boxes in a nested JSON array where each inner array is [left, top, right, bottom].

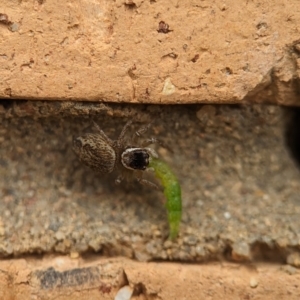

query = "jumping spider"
[[72, 120, 162, 189]]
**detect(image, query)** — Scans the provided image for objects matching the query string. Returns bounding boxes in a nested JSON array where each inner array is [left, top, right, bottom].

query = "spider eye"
[[131, 150, 149, 170]]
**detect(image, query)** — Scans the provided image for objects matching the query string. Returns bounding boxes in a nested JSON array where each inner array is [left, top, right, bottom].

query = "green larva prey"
[[149, 157, 182, 239]]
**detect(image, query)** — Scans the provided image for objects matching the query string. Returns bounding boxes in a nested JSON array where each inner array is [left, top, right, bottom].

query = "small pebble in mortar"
[[72, 120, 182, 239]]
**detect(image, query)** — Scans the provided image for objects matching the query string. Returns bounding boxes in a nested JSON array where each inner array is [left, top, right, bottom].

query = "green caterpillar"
[[149, 157, 182, 240]]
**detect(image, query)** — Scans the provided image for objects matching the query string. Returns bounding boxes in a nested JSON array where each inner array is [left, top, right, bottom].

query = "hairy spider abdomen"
[[73, 133, 116, 173]]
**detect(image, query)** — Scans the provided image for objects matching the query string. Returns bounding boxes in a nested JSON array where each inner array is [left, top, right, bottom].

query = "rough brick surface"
[[1, 256, 300, 300], [1, 0, 300, 104]]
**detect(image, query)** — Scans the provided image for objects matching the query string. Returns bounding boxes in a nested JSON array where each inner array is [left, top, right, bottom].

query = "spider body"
[[72, 121, 158, 187]]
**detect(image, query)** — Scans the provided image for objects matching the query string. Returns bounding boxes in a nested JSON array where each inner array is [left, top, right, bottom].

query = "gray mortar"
[[0, 101, 300, 265]]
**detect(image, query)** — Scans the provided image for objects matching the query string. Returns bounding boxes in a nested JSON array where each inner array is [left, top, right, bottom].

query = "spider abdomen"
[[73, 133, 116, 174]]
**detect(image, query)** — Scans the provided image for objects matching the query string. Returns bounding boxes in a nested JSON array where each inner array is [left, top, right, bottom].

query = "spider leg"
[[141, 138, 174, 153], [135, 171, 161, 190], [137, 177, 160, 190], [115, 174, 124, 185], [92, 121, 113, 144], [132, 123, 173, 153], [132, 122, 153, 143], [118, 120, 133, 141]]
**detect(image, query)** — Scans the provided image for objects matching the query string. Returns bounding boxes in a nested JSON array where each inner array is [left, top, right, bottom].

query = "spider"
[[72, 120, 162, 189]]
